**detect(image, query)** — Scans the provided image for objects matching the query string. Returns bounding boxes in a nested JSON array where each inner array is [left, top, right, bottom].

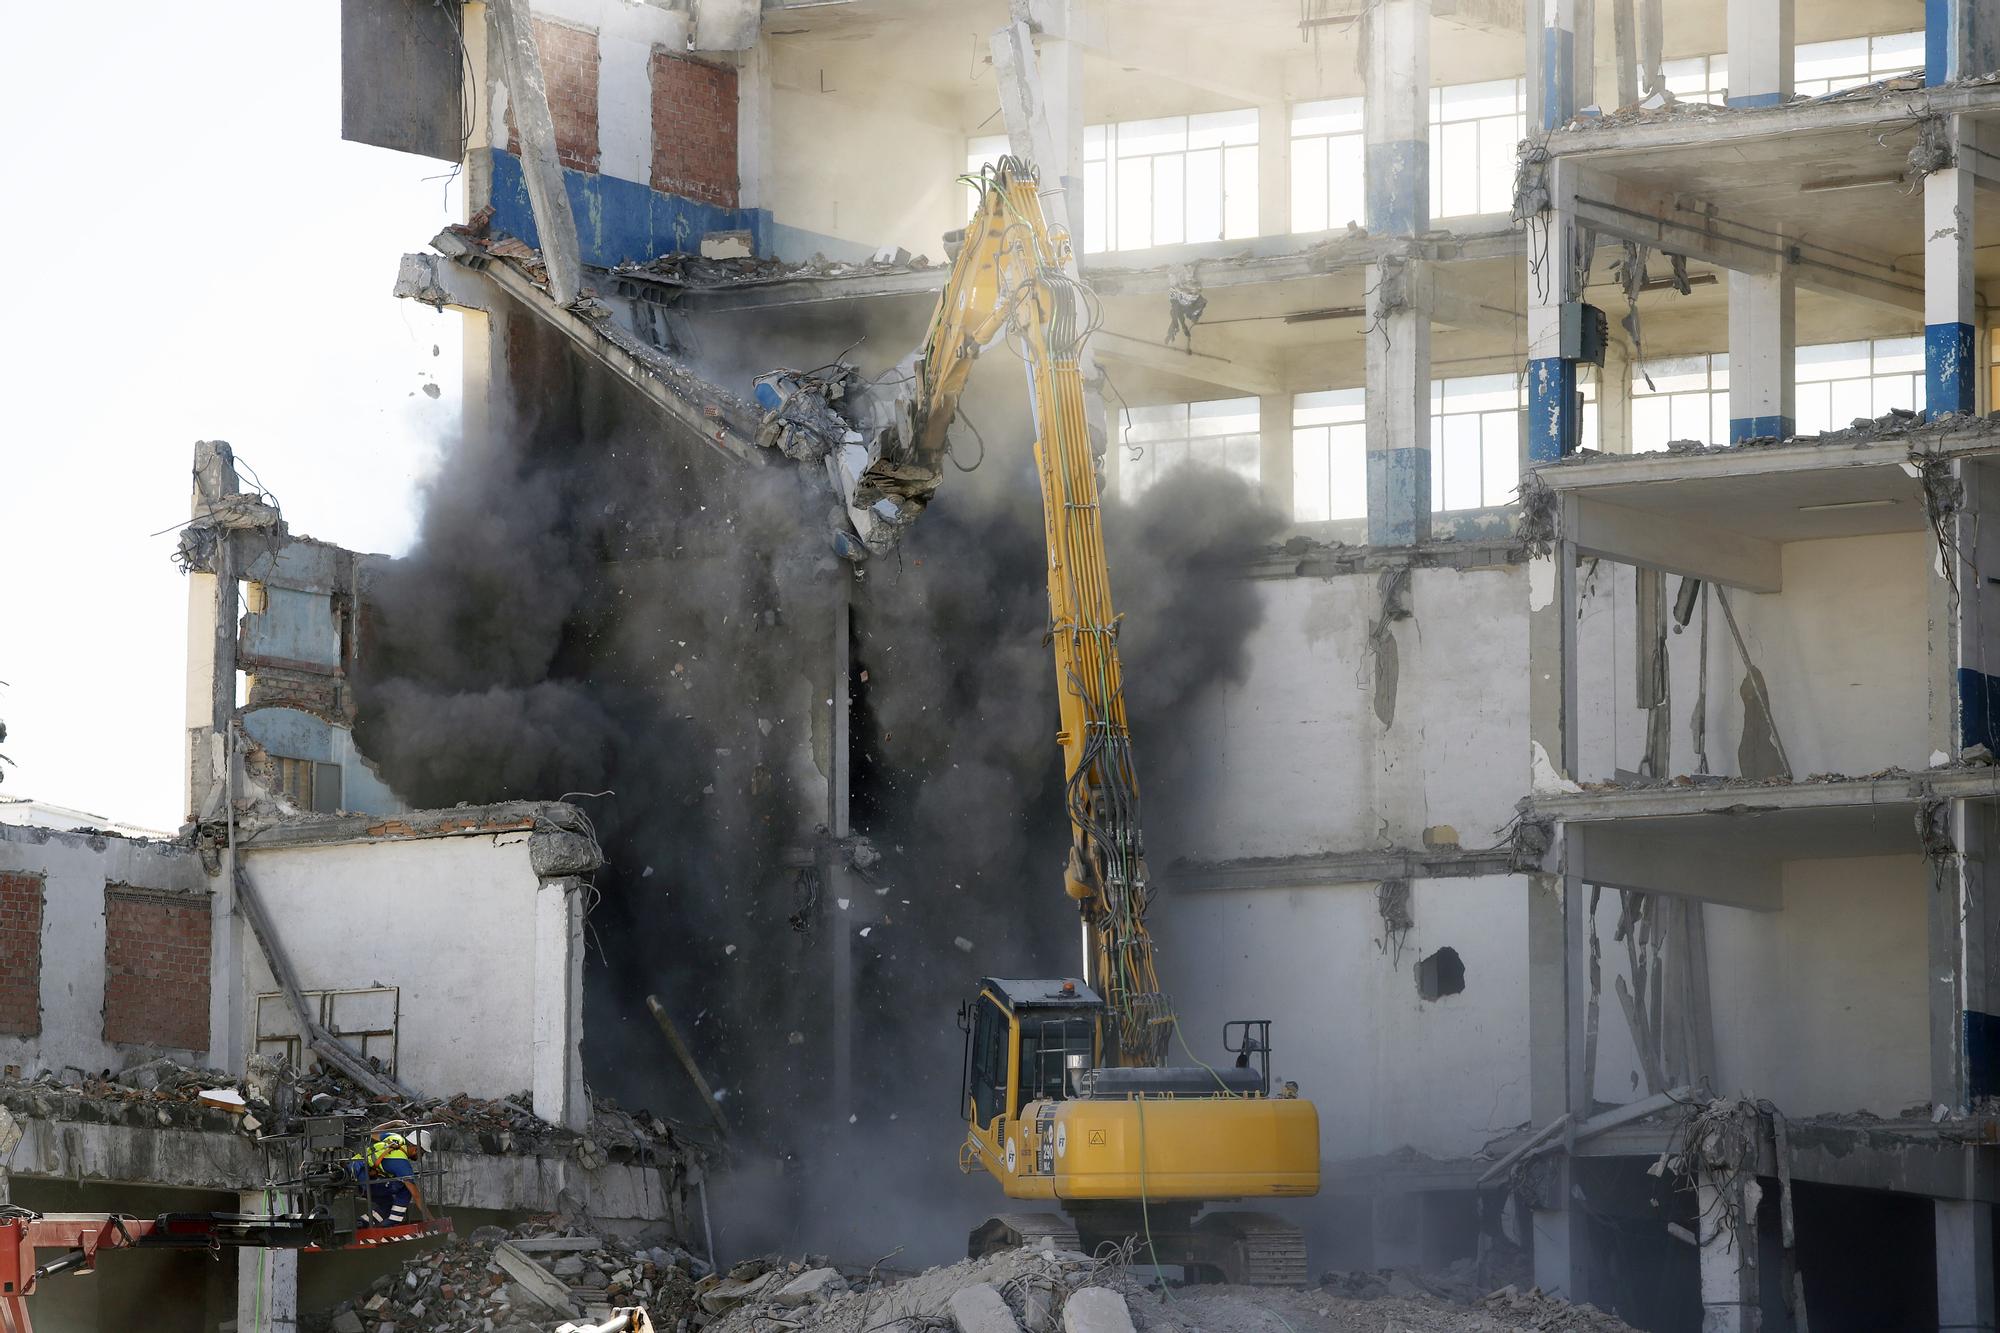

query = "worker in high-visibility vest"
[[348, 1128, 432, 1225]]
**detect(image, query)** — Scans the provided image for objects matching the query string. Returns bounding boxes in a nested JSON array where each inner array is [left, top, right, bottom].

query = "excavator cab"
[[956, 977, 1318, 1282]]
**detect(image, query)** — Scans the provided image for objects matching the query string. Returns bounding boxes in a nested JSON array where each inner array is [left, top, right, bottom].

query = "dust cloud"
[[353, 340, 1282, 1263]]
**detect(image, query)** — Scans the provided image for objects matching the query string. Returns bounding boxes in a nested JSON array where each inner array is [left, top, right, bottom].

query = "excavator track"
[[1192, 1212, 1308, 1286], [968, 1213, 1082, 1259]]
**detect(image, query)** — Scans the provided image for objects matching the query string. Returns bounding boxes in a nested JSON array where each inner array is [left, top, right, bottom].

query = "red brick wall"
[[0, 872, 43, 1037], [650, 51, 739, 207], [103, 887, 211, 1052], [507, 20, 601, 173]]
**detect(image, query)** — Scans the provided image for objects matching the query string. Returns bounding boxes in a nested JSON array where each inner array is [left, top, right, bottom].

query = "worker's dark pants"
[[369, 1181, 412, 1225]]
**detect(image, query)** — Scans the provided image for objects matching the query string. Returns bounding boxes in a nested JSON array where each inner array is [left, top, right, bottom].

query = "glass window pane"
[[1184, 147, 1221, 241], [1795, 384, 1831, 437], [1478, 118, 1517, 214], [1154, 150, 1188, 246], [1292, 137, 1329, 233], [1224, 144, 1259, 237], [1427, 124, 1444, 221], [1440, 121, 1480, 216], [1445, 373, 1519, 412], [1191, 397, 1261, 435], [1190, 107, 1258, 148], [1225, 160, 1260, 216], [1293, 426, 1331, 522], [1443, 79, 1518, 121], [1084, 160, 1109, 253], [1118, 117, 1185, 157], [1669, 392, 1710, 443], [1873, 335, 1924, 375], [1116, 157, 1152, 250], [1828, 376, 1873, 426], [1642, 355, 1709, 394], [1632, 396, 1671, 451], [1874, 375, 1916, 415], [1084, 124, 1107, 162], [1481, 411, 1520, 506], [1293, 97, 1363, 137], [1328, 134, 1365, 229], [1293, 388, 1366, 426], [1797, 340, 1869, 382], [1873, 31, 1924, 73], [1797, 37, 1869, 84], [1441, 415, 1483, 510]]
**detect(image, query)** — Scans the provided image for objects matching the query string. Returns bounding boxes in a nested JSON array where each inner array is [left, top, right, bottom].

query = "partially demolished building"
[[366, 0, 2000, 1327], [12, 0, 2000, 1330]]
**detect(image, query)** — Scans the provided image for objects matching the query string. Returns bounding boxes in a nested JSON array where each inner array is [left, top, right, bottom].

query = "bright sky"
[[2, 5, 464, 831]]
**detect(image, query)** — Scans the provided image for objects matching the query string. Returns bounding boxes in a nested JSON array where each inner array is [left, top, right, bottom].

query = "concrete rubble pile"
[[687, 1245, 1638, 1333], [0, 1054, 693, 1165], [308, 1222, 710, 1333]]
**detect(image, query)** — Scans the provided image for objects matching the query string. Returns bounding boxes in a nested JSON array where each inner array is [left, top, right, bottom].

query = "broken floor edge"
[[1525, 764, 2000, 822]]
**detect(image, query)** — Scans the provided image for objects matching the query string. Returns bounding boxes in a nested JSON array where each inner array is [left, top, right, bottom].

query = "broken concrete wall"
[[1146, 563, 1529, 862], [0, 823, 220, 1077], [478, 0, 773, 265], [234, 811, 590, 1124], [763, 38, 971, 262], [1573, 532, 1934, 784], [1154, 873, 1528, 1164]]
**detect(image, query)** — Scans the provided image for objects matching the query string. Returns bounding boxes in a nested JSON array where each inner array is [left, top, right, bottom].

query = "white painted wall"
[[765, 42, 968, 258], [1587, 855, 1928, 1116], [0, 825, 218, 1074], [1149, 565, 1528, 865], [237, 832, 546, 1103], [1576, 532, 1933, 783], [1155, 874, 1530, 1164]]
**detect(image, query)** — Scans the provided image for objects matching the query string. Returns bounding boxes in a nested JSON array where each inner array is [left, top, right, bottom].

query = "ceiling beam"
[[1571, 493, 1782, 593], [1570, 165, 1922, 314], [1093, 329, 1285, 396]]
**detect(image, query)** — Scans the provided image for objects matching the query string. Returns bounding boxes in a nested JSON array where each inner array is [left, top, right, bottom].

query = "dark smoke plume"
[[354, 344, 1282, 1262]]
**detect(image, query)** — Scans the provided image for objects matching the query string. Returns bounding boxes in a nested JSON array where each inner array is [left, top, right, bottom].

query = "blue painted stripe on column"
[[1967, 1010, 2000, 1100], [1526, 357, 1578, 463], [1728, 415, 1794, 443], [1723, 91, 1785, 108], [1366, 447, 1433, 548], [1959, 667, 2000, 752], [1928, 0, 1951, 85], [1927, 321, 1978, 418], [1365, 140, 1430, 237], [1538, 25, 1576, 130]]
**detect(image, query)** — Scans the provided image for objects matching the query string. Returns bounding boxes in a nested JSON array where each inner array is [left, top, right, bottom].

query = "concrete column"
[[1935, 796, 2000, 1113], [1527, 0, 1585, 467], [489, 0, 583, 305], [1927, 140, 1978, 420], [1527, 488, 1585, 1299], [735, 41, 775, 215], [1726, 268, 1795, 442], [186, 443, 240, 824], [1257, 102, 1292, 238], [1938, 1200, 1998, 1332], [237, 1193, 299, 1333], [828, 576, 855, 1121], [1362, 0, 1431, 547], [532, 875, 588, 1131], [1697, 1171, 1763, 1332], [464, 3, 495, 216], [1724, 0, 1792, 108], [1929, 0, 2000, 87], [1599, 341, 1634, 453], [1258, 394, 1294, 518], [1527, 0, 1591, 134]]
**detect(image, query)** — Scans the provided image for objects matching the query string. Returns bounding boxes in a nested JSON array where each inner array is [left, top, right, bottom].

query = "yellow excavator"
[[754, 159, 1320, 1283]]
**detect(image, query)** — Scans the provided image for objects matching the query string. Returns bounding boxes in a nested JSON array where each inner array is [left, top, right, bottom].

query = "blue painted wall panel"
[[1959, 666, 2000, 752], [244, 587, 341, 669], [1967, 1008, 2000, 1100], [487, 150, 773, 266]]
